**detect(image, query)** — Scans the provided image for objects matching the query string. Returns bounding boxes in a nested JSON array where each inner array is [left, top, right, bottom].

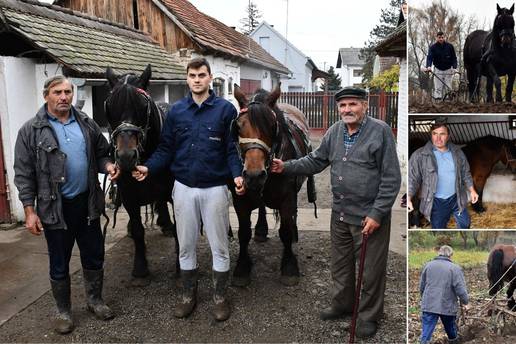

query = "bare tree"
[[409, 0, 481, 94]]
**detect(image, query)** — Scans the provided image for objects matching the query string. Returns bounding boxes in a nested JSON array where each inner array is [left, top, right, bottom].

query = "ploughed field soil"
[[0, 229, 406, 343], [409, 265, 516, 343], [409, 100, 516, 113]]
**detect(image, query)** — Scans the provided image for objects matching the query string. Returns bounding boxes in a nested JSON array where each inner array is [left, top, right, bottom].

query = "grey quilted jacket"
[[408, 141, 473, 221], [420, 256, 469, 315]]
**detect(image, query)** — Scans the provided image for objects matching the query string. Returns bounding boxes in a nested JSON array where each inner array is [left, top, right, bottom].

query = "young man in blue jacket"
[[423, 31, 458, 100], [132, 57, 245, 321]]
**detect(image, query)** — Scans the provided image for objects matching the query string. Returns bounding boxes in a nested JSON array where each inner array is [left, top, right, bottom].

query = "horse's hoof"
[[280, 275, 299, 286], [130, 276, 151, 287], [232, 276, 251, 287], [253, 235, 268, 243]]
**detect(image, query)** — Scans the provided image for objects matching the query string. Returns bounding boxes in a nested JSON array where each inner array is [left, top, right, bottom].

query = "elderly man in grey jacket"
[[271, 87, 401, 338], [408, 123, 478, 228], [420, 245, 469, 344]]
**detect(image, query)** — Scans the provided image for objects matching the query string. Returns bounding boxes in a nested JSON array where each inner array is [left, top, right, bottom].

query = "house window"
[[213, 77, 225, 97], [228, 77, 233, 95], [353, 69, 363, 77], [259, 36, 270, 53]]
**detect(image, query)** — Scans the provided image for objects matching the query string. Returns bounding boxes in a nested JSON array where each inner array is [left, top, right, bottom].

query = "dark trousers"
[[430, 194, 470, 229], [44, 192, 104, 280], [420, 311, 457, 343], [329, 211, 391, 323]]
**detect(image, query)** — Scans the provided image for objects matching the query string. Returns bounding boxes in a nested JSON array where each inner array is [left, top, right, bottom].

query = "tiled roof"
[[156, 0, 289, 75], [374, 21, 407, 57], [0, 0, 185, 79], [336, 48, 365, 67]]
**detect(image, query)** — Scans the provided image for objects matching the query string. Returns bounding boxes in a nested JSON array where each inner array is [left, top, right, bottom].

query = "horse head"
[[494, 4, 515, 48], [233, 84, 282, 193], [105, 65, 153, 172]]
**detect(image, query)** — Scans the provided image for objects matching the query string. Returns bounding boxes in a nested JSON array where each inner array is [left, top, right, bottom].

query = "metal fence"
[[409, 119, 515, 144], [279, 91, 398, 133]]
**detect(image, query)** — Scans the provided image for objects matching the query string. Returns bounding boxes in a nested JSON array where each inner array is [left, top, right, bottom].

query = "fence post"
[[379, 91, 386, 121], [322, 92, 329, 130]]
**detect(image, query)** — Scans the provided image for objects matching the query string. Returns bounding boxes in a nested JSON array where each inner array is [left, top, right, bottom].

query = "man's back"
[[420, 256, 468, 315]]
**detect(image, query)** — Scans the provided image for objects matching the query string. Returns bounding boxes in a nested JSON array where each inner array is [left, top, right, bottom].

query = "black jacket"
[[426, 41, 457, 71], [14, 105, 112, 229]]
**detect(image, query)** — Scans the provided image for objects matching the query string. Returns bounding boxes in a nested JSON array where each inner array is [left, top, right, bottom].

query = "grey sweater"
[[283, 117, 401, 225]]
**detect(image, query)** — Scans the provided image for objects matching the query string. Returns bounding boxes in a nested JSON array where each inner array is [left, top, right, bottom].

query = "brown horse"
[[462, 135, 516, 213], [230, 85, 316, 286], [487, 244, 516, 310]]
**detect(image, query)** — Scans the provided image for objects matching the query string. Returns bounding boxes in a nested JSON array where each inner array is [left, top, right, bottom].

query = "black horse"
[[104, 65, 178, 284], [231, 85, 316, 286], [487, 244, 516, 311], [464, 4, 516, 103]]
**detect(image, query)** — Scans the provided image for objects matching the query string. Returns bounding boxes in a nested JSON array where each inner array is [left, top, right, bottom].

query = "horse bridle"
[[107, 87, 153, 164], [231, 101, 281, 169]]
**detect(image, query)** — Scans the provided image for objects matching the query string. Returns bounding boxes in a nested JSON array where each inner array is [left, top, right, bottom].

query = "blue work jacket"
[[145, 91, 242, 188]]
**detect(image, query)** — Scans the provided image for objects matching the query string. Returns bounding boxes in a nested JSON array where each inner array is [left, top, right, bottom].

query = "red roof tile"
[[157, 0, 289, 74]]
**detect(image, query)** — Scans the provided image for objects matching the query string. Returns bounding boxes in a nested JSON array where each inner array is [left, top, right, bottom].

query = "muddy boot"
[[174, 269, 198, 318], [83, 269, 115, 320], [50, 277, 74, 334], [212, 270, 231, 321]]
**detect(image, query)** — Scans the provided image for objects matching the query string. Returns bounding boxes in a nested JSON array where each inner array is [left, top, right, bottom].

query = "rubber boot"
[[173, 269, 198, 318], [50, 277, 74, 334], [83, 269, 115, 320], [212, 270, 231, 321]]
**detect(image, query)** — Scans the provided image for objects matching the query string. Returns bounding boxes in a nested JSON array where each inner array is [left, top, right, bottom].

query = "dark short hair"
[[430, 122, 449, 134], [437, 31, 444, 36], [43, 75, 73, 97], [187, 57, 211, 74]]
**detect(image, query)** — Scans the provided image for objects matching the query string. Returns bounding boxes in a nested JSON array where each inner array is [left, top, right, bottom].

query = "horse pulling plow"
[[459, 254, 516, 339]]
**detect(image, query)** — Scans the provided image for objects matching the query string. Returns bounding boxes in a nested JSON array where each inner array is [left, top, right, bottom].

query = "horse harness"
[[107, 87, 155, 164], [231, 101, 281, 169]]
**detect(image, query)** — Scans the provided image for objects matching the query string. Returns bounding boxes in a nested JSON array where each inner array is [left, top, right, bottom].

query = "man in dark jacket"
[[423, 31, 458, 100], [14, 76, 119, 334], [271, 87, 401, 338], [419, 245, 469, 344], [132, 57, 244, 322]]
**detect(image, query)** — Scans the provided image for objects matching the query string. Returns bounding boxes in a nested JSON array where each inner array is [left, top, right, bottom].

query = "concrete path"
[[0, 197, 406, 327]]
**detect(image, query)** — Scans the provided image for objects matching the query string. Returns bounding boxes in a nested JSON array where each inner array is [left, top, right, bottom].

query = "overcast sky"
[[188, 0, 393, 70], [410, 0, 515, 30], [41, 0, 398, 71]]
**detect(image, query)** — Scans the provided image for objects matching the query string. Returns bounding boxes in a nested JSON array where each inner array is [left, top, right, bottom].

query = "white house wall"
[[0, 57, 39, 221], [240, 64, 272, 90], [337, 65, 363, 87], [397, 59, 408, 191], [251, 24, 313, 92]]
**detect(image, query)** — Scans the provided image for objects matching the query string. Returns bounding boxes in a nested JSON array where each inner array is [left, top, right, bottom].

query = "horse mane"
[[489, 248, 505, 287], [247, 89, 286, 140]]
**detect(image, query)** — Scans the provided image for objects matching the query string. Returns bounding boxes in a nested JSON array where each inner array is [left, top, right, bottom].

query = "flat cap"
[[335, 87, 368, 101]]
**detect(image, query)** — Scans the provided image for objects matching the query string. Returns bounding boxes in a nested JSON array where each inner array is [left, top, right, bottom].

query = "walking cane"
[[349, 233, 369, 344]]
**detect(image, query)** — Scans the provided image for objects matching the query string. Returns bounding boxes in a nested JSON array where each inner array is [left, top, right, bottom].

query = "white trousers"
[[172, 180, 230, 272], [433, 68, 454, 99]]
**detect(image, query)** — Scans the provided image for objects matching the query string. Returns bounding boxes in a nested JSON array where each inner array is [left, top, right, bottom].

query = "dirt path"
[[0, 230, 406, 343]]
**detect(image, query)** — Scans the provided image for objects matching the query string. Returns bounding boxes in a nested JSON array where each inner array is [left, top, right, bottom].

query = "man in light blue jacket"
[[419, 245, 469, 343]]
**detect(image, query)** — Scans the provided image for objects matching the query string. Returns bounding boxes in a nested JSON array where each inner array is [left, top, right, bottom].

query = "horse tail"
[[489, 249, 505, 294]]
